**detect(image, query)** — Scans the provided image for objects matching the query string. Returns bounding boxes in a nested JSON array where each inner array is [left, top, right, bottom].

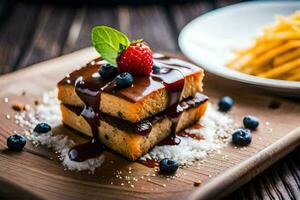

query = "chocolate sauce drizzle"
[[65, 94, 207, 137], [60, 53, 206, 162], [158, 93, 207, 146]]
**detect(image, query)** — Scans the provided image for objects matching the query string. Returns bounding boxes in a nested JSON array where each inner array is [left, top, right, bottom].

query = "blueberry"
[[232, 128, 252, 146], [243, 116, 259, 130], [152, 63, 161, 71], [98, 64, 118, 79], [33, 122, 51, 134], [218, 96, 234, 112], [159, 158, 179, 174], [115, 72, 134, 88], [7, 134, 26, 151]]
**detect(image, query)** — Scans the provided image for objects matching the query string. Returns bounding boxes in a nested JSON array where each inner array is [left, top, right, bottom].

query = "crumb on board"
[[12, 102, 25, 111], [194, 180, 202, 187]]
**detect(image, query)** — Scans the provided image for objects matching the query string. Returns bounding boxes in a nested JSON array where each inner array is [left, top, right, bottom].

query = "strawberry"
[[92, 26, 153, 75], [117, 42, 153, 76]]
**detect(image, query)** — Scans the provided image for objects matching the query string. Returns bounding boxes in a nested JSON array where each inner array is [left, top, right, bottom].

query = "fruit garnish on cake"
[[57, 26, 208, 162]]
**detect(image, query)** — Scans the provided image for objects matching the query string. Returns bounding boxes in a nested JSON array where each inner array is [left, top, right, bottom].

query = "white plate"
[[179, 1, 300, 97]]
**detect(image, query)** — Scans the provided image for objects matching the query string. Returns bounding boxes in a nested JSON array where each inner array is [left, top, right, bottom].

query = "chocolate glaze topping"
[[59, 53, 205, 162], [59, 53, 200, 103]]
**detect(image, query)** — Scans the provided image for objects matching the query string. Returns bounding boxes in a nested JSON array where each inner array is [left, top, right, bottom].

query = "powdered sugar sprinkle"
[[15, 90, 236, 171], [15, 90, 104, 172], [140, 104, 236, 165]]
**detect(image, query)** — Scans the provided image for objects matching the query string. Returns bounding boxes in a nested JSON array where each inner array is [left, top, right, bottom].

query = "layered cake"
[[57, 26, 208, 161]]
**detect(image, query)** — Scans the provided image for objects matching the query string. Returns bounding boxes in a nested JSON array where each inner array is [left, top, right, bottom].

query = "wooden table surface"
[[0, 0, 299, 199]]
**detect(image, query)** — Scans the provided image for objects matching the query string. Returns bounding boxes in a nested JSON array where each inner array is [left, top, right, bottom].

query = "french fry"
[[250, 40, 283, 56], [286, 68, 300, 81], [265, 32, 300, 41], [273, 48, 300, 66], [250, 40, 300, 72], [254, 61, 273, 75], [226, 54, 253, 71], [226, 11, 300, 82], [275, 66, 300, 80], [227, 41, 283, 71], [252, 62, 273, 75], [258, 57, 300, 78], [277, 16, 300, 26]]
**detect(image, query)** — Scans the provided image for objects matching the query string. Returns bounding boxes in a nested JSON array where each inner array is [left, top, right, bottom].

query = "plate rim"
[[178, 0, 300, 90]]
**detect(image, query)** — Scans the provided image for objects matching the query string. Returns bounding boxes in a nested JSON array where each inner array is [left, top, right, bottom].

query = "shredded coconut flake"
[[15, 90, 104, 172], [15, 90, 236, 171], [140, 104, 237, 165], [14, 90, 61, 131]]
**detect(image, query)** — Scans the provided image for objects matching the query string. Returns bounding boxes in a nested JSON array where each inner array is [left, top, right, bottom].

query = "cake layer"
[[58, 54, 204, 123], [60, 96, 208, 160]]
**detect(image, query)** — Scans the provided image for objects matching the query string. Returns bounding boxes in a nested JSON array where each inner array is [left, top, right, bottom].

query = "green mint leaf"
[[91, 26, 130, 64], [119, 43, 127, 52]]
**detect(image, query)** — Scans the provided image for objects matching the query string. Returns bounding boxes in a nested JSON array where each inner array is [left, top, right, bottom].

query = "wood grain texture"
[[215, 0, 243, 7], [63, 6, 119, 53], [18, 5, 75, 68], [118, 5, 177, 52], [0, 1, 299, 199], [0, 48, 299, 200], [0, 2, 40, 74], [168, 1, 213, 32], [0, 0, 14, 27]]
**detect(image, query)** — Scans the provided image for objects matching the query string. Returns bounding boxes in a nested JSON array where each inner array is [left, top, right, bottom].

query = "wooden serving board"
[[0, 48, 299, 200]]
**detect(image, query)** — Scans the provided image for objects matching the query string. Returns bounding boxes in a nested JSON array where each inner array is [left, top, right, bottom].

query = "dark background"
[[0, 0, 299, 199]]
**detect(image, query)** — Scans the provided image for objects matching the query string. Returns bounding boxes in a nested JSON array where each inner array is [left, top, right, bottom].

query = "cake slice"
[[57, 54, 207, 161], [58, 54, 204, 123], [57, 26, 208, 162], [61, 94, 208, 160]]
